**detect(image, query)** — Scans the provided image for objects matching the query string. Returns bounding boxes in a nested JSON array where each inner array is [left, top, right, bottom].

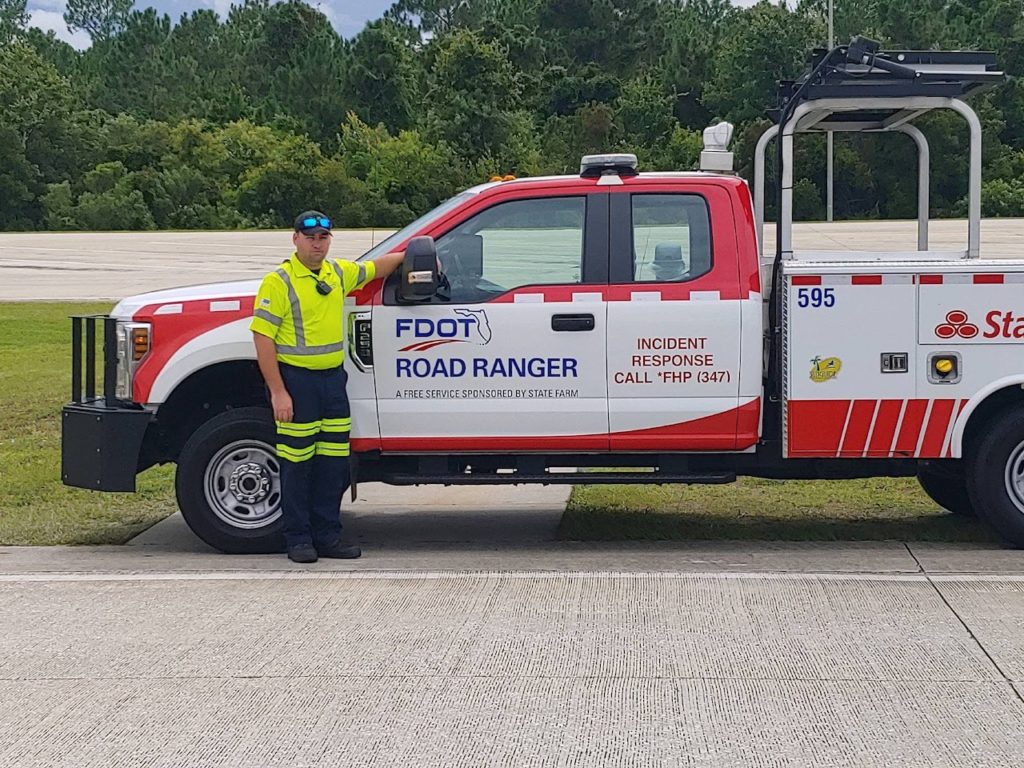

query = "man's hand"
[[270, 388, 293, 423], [371, 249, 446, 282], [253, 332, 292, 422]]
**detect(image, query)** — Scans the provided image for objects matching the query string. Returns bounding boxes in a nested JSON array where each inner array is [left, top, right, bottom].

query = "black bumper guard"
[[62, 315, 152, 492]]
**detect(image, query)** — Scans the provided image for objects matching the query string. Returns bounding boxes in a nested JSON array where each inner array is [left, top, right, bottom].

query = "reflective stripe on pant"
[[276, 364, 351, 549]]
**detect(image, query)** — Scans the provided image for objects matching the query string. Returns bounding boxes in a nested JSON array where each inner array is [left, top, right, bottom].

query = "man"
[[250, 211, 404, 563]]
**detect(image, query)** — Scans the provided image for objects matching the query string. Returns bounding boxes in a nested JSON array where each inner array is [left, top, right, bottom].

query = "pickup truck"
[[62, 40, 1024, 552]]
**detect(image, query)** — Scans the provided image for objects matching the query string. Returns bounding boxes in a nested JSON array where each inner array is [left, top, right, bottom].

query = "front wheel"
[[176, 407, 284, 554], [966, 404, 1024, 548]]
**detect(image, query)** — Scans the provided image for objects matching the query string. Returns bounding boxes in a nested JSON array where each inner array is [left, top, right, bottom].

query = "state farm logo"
[[934, 309, 1024, 340], [935, 310, 978, 339]]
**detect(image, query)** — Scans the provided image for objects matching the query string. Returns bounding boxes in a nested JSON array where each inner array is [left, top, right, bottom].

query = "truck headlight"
[[115, 322, 151, 400]]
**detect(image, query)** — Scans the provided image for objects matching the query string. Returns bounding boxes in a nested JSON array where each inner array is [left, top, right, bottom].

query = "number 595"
[[796, 287, 836, 308]]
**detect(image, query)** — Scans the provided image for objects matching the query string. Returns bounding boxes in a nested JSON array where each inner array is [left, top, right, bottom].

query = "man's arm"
[[253, 332, 293, 423], [368, 250, 405, 281]]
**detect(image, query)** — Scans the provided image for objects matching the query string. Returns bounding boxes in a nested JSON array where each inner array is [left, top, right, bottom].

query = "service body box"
[[782, 261, 1024, 460]]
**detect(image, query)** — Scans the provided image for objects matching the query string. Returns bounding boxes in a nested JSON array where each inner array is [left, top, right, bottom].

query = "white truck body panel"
[[783, 260, 1024, 459]]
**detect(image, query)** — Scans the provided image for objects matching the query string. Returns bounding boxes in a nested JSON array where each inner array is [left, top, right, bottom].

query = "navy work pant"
[[276, 363, 351, 550]]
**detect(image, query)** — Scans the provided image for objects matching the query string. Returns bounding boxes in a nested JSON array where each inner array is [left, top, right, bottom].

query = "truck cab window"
[[436, 196, 585, 303], [632, 194, 712, 283]]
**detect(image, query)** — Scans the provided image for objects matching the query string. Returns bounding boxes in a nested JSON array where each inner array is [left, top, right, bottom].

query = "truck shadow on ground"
[[134, 508, 998, 555], [557, 508, 996, 544]]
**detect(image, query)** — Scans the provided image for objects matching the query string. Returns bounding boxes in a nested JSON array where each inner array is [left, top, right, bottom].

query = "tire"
[[966, 403, 1024, 548], [175, 407, 284, 554], [917, 466, 975, 516]]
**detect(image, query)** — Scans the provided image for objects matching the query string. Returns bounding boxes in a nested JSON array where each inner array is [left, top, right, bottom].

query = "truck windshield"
[[358, 191, 478, 262]]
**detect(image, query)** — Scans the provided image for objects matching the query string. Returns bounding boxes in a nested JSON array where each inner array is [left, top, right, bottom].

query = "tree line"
[[0, 0, 1022, 231]]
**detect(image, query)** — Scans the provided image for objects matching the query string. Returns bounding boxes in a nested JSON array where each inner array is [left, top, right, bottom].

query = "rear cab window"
[[631, 194, 712, 283]]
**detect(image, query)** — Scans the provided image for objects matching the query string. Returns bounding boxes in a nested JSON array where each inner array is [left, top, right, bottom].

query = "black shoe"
[[317, 542, 362, 559], [287, 545, 318, 563]]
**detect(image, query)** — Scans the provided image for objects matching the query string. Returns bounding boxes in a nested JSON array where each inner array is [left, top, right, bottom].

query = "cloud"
[[28, 7, 92, 49], [29, 0, 66, 12], [197, 0, 234, 19], [315, 0, 392, 38]]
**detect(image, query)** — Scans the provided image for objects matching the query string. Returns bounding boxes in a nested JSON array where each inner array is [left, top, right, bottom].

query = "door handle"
[[551, 313, 595, 332]]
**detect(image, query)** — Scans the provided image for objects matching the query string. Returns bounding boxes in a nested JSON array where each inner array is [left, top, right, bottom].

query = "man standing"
[[250, 211, 404, 563]]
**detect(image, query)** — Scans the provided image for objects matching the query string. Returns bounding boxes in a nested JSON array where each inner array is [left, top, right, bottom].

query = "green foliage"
[[387, 0, 479, 36], [983, 177, 1024, 217], [424, 29, 522, 164], [243, 1, 347, 142], [2, 0, 1023, 232], [0, 128, 42, 229], [0, 42, 76, 137], [73, 161, 155, 230], [0, 0, 28, 45], [616, 75, 677, 153], [64, 0, 134, 42], [341, 115, 461, 211], [343, 20, 419, 132], [705, 2, 823, 123]]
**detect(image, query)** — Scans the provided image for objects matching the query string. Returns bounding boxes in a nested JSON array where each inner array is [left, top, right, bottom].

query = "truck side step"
[[381, 471, 737, 486]]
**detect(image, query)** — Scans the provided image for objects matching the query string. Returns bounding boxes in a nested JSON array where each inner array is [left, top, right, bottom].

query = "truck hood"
[[111, 279, 261, 320]]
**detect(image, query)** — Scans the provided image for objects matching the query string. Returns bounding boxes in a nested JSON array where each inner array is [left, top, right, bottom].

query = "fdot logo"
[[397, 309, 492, 352], [935, 310, 979, 340]]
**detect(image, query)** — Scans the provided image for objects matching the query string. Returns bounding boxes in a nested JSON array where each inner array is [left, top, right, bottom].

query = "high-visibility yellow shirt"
[[250, 253, 376, 370]]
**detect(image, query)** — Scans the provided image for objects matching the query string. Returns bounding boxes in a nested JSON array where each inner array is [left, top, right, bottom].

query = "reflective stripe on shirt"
[[274, 267, 306, 347], [253, 308, 282, 327]]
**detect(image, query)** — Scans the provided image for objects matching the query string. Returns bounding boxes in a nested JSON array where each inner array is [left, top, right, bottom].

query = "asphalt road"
[[3, 485, 1024, 766], [0, 218, 1020, 301]]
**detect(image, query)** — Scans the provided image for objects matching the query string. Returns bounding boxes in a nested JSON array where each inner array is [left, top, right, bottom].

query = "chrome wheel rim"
[[203, 440, 282, 529], [1006, 439, 1024, 515]]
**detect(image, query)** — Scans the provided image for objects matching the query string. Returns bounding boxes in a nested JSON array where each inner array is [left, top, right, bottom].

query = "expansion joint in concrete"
[[910, 541, 1024, 708]]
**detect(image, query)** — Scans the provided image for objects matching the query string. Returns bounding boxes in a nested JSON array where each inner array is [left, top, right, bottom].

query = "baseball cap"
[[294, 210, 332, 234]]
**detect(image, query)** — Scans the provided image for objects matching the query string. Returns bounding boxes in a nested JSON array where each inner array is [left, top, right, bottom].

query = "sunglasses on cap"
[[299, 215, 332, 230]]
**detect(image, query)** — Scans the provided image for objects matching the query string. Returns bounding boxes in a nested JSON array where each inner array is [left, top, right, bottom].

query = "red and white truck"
[[62, 41, 1024, 552]]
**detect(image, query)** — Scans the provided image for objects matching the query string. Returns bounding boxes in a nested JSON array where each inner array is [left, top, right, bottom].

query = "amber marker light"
[[131, 327, 150, 361]]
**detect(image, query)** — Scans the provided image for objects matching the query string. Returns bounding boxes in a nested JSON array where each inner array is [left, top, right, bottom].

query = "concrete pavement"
[[4, 484, 1024, 765], [1, 219, 1020, 301], [0, 229, 396, 301]]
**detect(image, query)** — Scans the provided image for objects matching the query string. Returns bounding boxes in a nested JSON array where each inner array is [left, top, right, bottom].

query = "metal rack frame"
[[753, 42, 1004, 262]]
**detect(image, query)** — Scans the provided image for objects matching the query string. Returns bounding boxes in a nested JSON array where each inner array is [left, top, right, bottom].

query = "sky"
[[27, 0, 762, 50]]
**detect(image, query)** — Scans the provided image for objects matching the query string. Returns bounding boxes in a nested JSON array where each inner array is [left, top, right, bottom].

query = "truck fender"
[[147, 318, 255, 405], [949, 375, 1024, 458]]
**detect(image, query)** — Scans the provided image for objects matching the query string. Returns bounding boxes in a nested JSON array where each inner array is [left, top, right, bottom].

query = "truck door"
[[605, 184, 755, 450], [373, 190, 610, 451]]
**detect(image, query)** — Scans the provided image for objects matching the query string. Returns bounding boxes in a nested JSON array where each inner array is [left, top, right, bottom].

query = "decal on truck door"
[[605, 188, 754, 450], [394, 309, 578, 382], [397, 310, 492, 351], [373, 192, 610, 449], [612, 334, 728, 386]]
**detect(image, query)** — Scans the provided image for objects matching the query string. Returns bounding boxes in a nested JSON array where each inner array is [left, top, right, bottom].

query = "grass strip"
[[0, 302, 175, 545]]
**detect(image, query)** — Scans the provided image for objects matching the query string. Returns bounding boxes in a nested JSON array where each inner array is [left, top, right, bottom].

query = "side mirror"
[[397, 236, 439, 303]]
